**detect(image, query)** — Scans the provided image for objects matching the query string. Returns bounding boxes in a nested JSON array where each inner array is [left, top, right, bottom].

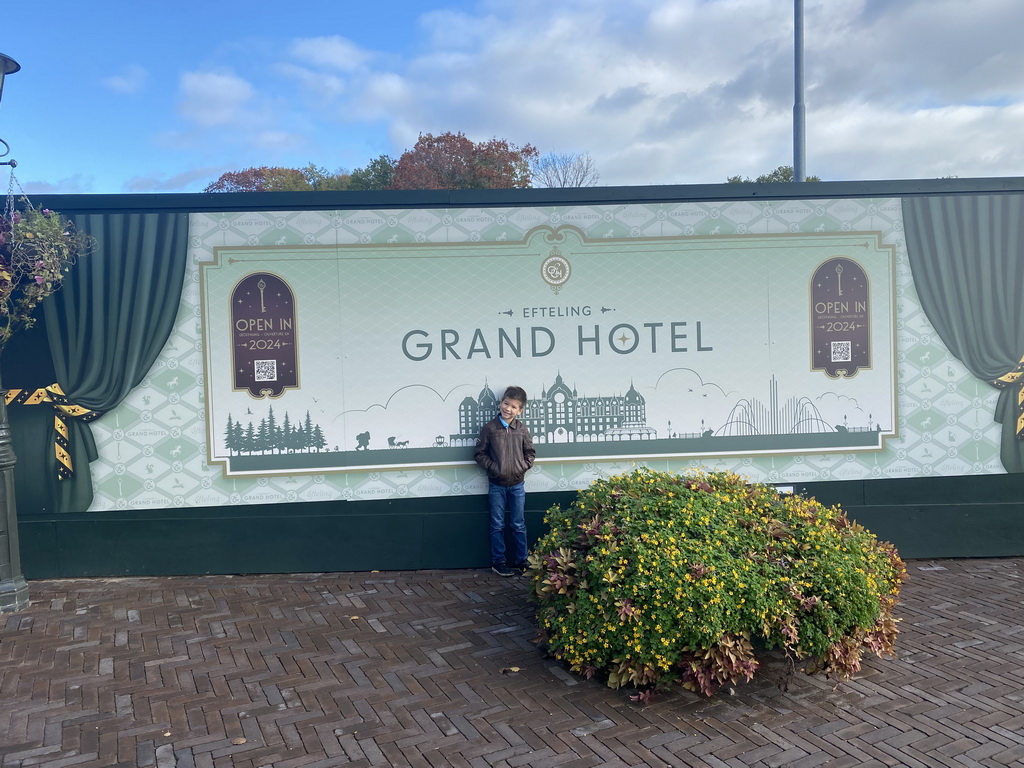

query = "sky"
[[2, 0, 1024, 195]]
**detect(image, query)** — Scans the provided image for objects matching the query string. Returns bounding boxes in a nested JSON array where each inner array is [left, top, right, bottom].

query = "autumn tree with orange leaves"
[[204, 164, 350, 192], [389, 132, 538, 190], [204, 133, 547, 192]]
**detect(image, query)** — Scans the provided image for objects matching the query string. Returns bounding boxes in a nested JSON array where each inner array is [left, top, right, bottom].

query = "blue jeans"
[[488, 481, 527, 566]]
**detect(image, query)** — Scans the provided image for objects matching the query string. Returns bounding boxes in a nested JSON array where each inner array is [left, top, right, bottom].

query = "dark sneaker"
[[492, 563, 514, 577], [512, 562, 529, 575]]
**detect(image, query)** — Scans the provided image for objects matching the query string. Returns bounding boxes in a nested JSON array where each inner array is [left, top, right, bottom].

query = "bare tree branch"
[[531, 152, 600, 188]]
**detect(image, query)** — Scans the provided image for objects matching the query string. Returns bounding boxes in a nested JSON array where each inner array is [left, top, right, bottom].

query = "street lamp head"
[[0, 53, 18, 75], [0, 52, 21, 106]]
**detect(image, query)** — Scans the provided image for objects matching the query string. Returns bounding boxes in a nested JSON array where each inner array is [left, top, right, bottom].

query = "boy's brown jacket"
[[474, 416, 536, 487]]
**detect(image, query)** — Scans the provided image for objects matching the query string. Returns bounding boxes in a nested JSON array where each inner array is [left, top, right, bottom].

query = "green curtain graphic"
[[903, 193, 1024, 472], [5, 211, 189, 513]]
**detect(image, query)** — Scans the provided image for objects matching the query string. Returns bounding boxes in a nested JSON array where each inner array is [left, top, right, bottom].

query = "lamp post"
[[0, 50, 28, 613], [793, 0, 806, 182], [0, 52, 19, 167]]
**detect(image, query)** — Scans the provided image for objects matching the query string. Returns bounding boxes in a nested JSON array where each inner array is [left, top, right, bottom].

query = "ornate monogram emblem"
[[541, 247, 571, 294]]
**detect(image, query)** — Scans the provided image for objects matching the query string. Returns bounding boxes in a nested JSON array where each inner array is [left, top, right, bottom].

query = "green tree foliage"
[[299, 163, 351, 191], [348, 155, 396, 190], [389, 132, 538, 190], [727, 165, 821, 184], [204, 164, 350, 192]]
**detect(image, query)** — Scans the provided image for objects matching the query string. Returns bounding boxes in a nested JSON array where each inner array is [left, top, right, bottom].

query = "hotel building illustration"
[[452, 374, 657, 446]]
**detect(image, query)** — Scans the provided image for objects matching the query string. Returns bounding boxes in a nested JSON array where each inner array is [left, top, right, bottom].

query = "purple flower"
[[35, 275, 45, 285]]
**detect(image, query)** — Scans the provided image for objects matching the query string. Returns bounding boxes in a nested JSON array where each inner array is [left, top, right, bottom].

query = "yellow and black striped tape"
[[4, 383, 102, 479], [993, 356, 1024, 439]]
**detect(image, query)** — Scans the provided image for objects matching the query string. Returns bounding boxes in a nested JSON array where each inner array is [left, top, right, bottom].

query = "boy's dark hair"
[[503, 385, 528, 405]]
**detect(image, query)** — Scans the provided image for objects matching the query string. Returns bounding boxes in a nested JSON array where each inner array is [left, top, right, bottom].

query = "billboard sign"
[[199, 205, 896, 477]]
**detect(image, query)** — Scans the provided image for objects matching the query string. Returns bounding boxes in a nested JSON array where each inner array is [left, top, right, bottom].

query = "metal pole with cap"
[[793, 0, 806, 182], [0, 50, 29, 612]]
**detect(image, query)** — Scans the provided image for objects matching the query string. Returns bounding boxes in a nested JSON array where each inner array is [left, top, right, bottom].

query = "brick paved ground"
[[2, 557, 1023, 767]]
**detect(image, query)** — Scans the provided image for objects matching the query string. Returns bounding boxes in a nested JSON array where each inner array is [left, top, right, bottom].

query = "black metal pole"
[[0, 388, 29, 612], [0, 52, 28, 612]]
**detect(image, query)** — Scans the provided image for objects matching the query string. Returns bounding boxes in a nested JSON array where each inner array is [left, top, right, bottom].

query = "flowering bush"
[[0, 200, 86, 349], [528, 467, 906, 698]]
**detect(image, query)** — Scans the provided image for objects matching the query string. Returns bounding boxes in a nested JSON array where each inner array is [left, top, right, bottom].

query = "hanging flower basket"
[[0, 198, 89, 350]]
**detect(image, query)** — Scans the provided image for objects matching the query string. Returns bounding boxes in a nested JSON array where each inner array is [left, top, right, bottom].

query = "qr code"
[[254, 359, 277, 382], [830, 341, 852, 363]]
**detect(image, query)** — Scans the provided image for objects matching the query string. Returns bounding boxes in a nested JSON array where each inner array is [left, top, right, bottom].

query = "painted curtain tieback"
[[4, 383, 102, 478], [992, 355, 1024, 439]]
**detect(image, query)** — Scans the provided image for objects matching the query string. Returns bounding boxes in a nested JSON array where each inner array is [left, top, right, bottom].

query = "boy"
[[474, 385, 535, 576]]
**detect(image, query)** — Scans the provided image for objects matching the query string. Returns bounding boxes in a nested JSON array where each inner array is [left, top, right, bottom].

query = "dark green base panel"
[[17, 491, 578, 579], [17, 475, 1024, 579], [790, 474, 1024, 560]]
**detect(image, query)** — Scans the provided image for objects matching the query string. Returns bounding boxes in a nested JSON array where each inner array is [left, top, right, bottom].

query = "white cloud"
[[357, 72, 413, 119], [160, 68, 308, 174], [327, 0, 802, 182], [289, 36, 373, 72], [325, 0, 1024, 185], [102, 64, 148, 95], [177, 70, 255, 128], [810, 102, 1024, 181], [278, 63, 347, 102], [251, 130, 305, 151], [125, 166, 224, 193], [19, 0, 1024, 193], [21, 174, 95, 195]]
